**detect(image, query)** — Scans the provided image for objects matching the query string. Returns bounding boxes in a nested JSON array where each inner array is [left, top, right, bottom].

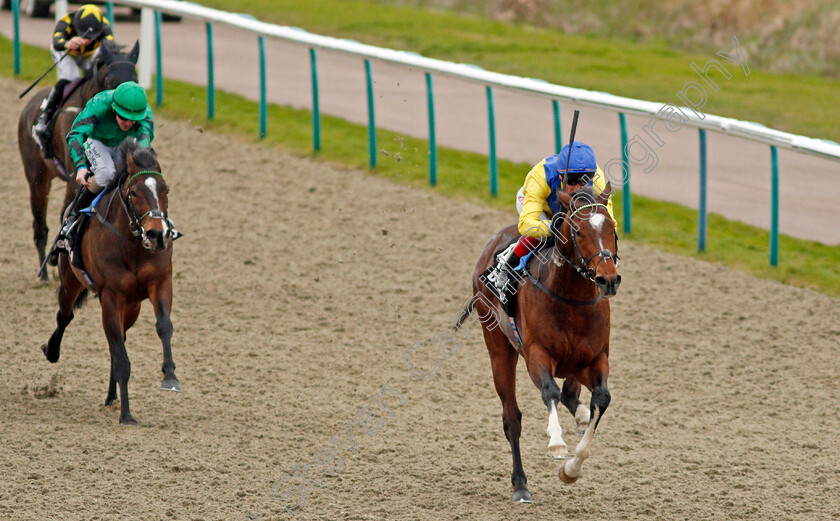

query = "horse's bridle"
[[551, 203, 620, 283], [93, 60, 137, 90], [119, 170, 171, 250]]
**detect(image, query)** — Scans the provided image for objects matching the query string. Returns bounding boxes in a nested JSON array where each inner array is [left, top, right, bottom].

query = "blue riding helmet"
[[557, 141, 597, 174]]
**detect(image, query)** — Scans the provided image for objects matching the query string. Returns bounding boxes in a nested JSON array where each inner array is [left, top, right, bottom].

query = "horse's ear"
[[128, 41, 140, 64], [556, 189, 573, 210], [99, 41, 115, 63], [597, 182, 612, 205], [126, 150, 138, 174]]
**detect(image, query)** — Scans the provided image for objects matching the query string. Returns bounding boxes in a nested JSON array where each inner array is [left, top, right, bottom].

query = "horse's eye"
[[129, 190, 137, 197]]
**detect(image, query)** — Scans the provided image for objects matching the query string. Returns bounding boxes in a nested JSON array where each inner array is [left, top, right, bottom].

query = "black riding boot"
[[32, 79, 69, 153], [59, 188, 97, 246], [493, 247, 522, 298]]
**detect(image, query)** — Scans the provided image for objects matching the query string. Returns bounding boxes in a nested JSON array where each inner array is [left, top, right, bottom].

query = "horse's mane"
[[116, 138, 160, 186]]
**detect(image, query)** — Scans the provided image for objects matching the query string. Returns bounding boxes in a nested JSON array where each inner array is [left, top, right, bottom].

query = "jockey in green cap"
[[57, 81, 154, 246]]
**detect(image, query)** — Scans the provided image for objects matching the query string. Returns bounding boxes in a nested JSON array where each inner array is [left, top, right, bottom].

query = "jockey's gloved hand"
[[75, 168, 89, 186]]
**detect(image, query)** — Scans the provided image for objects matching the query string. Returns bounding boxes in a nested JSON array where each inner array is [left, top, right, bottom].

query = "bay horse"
[[459, 184, 620, 502], [41, 139, 180, 425], [17, 41, 139, 280]]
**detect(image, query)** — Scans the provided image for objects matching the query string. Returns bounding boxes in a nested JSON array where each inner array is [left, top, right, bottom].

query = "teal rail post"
[[206, 23, 215, 120], [106, 2, 114, 26], [258, 36, 266, 139], [12, 0, 20, 75], [364, 59, 376, 168], [154, 11, 163, 107], [770, 146, 779, 266], [486, 86, 498, 196], [619, 112, 631, 234], [552, 100, 562, 154], [698, 129, 707, 252], [309, 48, 320, 152], [425, 72, 437, 186]]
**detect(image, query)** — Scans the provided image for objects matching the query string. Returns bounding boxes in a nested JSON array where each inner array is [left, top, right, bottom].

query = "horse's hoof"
[[511, 489, 532, 503], [548, 443, 570, 459], [38, 272, 49, 282], [160, 379, 181, 392], [104, 396, 116, 407], [41, 343, 59, 363], [558, 463, 579, 484], [120, 415, 139, 426]]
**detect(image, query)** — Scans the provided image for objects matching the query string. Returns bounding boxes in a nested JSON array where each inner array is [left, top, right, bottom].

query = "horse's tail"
[[74, 289, 89, 310], [452, 295, 475, 331]]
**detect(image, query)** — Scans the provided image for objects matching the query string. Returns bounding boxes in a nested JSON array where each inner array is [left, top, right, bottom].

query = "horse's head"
[[551, 183, 621, 297], [95, 41, 140, 91], [120, 140, 172, 253]]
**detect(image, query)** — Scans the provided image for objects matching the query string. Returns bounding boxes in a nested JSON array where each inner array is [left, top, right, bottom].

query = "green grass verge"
[[3, 36, 839, 297], [194, 0, 840, 143]]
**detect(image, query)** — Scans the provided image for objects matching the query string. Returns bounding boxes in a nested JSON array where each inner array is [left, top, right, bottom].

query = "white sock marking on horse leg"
[[547, 401, 569, 458], [563, 407, 600, 479], [575, 403, 590, 427]]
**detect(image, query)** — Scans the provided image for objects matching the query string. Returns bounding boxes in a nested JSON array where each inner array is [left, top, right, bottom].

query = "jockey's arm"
[[135, 113, 155, 148], [591, 166, 616, 221], [52, 14, 74, 52], [518, 163, 553, 238], [67, 102, 101, 172]]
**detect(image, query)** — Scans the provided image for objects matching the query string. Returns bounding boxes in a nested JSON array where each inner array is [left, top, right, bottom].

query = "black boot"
[[493, 246, 522, 301], [58, 188, 97, 247], [31, 79, 69, 153]]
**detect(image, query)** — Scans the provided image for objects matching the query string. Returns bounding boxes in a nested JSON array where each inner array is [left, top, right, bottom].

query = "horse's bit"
[[551, 203, 619, 283], [121, 170, 179, 250]]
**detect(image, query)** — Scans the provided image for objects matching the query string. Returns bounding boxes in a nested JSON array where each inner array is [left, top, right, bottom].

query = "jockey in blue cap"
[[493, 141, 615, 295]]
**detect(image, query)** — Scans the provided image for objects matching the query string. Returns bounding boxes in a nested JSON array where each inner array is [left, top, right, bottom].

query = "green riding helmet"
[[112, 82, 148, 121]]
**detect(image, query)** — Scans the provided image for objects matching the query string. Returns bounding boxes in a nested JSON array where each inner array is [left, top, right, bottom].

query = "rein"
[[526, 202, 619, 306]]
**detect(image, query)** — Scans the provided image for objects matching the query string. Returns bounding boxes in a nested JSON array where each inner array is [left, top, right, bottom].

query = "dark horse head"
[[118, 139, 172, 253], [551, 183, 621, 297], [93, 40, 140, 91]]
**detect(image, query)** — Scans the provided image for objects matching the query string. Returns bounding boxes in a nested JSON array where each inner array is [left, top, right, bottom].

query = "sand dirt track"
[[0, 75, 839, 521]]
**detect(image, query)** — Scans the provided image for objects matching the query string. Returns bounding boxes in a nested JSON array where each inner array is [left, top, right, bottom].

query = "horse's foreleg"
[[560, 376, 590, 432], [485, 328, 530, 503], [105, 303, 140, 407], [101, 292, 136, 425], [150, 281, 180, 392], [41, 258, 84, 363], [560, 355, 610, 484], [527, 350, 568, 459]]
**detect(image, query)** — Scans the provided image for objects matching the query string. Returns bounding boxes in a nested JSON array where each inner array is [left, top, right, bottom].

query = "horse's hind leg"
[[41, 258, 85, 363], [26, 164, 52, 280], [150, 280, 180, 392], [485, 328, 530, 503], [560, 376, 591, 432], [560, 354, 611, 484]]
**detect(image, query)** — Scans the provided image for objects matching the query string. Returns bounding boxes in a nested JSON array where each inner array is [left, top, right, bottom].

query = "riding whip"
[[562, 109, 580, 188]]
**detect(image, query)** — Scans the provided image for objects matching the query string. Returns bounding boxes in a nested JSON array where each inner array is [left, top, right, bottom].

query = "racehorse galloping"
[[459, 184, 620, 503], [18, 41, 139, 280], [41, 139, 180, 425]]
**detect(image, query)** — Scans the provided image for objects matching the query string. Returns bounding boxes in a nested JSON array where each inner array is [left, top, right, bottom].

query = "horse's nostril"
[[595, 276, 608, 288]]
